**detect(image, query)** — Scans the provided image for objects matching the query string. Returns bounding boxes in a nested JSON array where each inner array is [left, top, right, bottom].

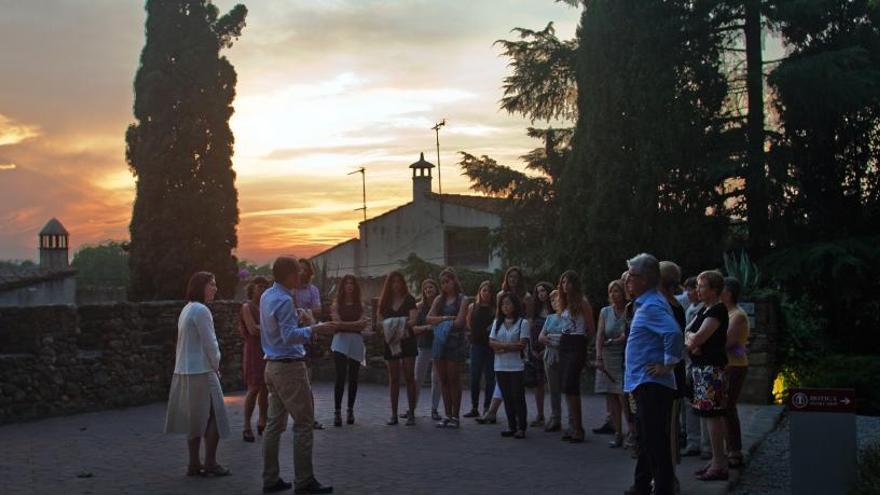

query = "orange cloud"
[[0, 114, 40, 146]]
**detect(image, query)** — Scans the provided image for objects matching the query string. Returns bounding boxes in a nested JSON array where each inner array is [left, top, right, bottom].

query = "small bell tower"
[[38, 218, 70, 270], [409, 152, 435, 202]]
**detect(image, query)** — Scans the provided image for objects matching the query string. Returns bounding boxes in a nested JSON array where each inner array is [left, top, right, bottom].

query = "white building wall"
[[311, 240, 360, 278]]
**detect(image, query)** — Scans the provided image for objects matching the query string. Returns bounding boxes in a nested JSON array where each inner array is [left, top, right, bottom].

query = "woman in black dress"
[[377, 271, 419, 425]]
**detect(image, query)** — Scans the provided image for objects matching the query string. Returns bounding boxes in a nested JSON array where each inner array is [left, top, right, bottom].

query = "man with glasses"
[[623, 253, 684, 495]]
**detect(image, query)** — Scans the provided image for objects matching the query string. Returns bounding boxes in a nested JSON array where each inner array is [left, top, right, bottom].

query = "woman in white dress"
[[163, 271, 231, 477]]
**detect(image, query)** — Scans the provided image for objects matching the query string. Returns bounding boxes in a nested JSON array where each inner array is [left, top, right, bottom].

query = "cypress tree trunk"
[[126, 1, 247, 300]]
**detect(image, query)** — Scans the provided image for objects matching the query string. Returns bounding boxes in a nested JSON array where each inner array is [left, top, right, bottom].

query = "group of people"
[[162, 253, 751, 495]]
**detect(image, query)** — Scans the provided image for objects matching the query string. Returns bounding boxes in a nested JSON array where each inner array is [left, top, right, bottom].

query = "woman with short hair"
[[427, 268, 468, 428], [329, 274, 368, 427], [240, 276, 269, 442], [595, 279, 628, 447], [686, 270, 730, 481], [557, 270, 596, 443], [538, 289, 565, 432], [377, 271, 419, 425], [722, 277, 750, 469], [164, 272, 231, 477]]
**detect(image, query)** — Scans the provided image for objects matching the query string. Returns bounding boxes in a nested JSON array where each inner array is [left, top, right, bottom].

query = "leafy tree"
[[459, 127, 571, 277], [71, 241, 130, 287], [126, 0, 247, 300]]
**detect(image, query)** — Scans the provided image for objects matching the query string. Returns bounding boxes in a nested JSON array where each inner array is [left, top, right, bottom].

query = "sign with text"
[[787, 387, 856, 413], [789, 387, 857, 495]]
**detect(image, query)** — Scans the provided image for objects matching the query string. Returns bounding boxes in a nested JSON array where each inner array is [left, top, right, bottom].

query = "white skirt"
[[163, 372, 231, 438]]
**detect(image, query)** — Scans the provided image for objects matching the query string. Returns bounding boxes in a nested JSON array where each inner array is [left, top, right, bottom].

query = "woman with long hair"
[[556, 270, 596, 443], [377, 271, 419, 425], [490, 292, 530, 438], [528, 281, 553, 426], [427, 268, 468, 428], [164, 272, 231, 477], [240, 276, 269, 443], [412, 279, 442, 420], [464, 280, 496, 418], [329, 274, 368, 427], [595, 279, 628, 448]]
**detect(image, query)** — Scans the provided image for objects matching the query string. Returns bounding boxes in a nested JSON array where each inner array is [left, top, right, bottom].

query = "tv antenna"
[[431, 119, 446, 195]]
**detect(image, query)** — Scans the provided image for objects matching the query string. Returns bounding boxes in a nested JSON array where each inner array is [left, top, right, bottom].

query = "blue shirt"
[[260, 282, 313, 360], [624, 289, 683, 393]]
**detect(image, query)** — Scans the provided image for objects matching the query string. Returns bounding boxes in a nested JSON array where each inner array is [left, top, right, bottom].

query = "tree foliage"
[[71, 241, 130, 288], [126, 0, 247, 300], [557, 0, 732, 297]]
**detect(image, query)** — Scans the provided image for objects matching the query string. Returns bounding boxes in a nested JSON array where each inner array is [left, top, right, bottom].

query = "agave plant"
[[723, 250, 761, 296]]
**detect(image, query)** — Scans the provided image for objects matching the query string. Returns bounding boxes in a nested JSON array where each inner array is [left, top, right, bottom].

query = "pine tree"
[[126, 1, 247, 300]]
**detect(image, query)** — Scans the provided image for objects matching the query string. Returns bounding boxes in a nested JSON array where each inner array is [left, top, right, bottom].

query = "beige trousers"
[[262, 361, 315, 488]]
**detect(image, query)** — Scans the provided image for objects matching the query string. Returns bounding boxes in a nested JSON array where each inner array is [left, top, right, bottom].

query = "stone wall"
[[0, 297, 782, 423], [739, 297, 781, 404], [0, 301, 399, 424]]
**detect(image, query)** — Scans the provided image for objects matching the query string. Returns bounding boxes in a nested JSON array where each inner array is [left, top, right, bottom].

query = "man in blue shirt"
[[623, 253, 683, 495], [261, 256, 337, 494]]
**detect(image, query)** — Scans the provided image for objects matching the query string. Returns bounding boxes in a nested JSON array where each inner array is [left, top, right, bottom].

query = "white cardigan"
[[173, 302, 221, 374]]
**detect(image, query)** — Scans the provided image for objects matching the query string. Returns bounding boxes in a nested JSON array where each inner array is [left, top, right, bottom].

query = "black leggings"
[[496, 371, 528, 432], [333, 351, 360, 411]]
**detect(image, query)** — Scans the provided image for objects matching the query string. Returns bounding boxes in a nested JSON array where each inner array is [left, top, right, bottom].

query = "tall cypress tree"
[[559, 0, 730, 296], [126, 1, 247, 300]]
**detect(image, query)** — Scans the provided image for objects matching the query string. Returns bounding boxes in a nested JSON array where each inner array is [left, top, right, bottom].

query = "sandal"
[[242, 429, 255, 443], [694, 463, 712, 476], [186, 465, 203, 477], [201, 464, 231, 477], [696, 468, 728, 481]]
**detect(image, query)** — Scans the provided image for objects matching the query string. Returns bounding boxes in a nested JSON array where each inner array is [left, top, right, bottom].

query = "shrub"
[[850, 442, 880, 495]]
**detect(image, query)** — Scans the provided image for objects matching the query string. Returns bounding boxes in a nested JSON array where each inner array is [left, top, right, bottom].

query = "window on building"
[[444, 227, 490, 268]]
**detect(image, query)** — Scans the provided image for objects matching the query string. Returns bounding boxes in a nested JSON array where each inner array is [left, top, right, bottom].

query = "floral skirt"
[[690, 364, 728, 417]]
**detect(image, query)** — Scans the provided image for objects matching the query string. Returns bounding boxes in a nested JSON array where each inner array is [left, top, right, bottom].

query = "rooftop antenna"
[[347, 167, 367, 223], [431, 119, 446, 195]]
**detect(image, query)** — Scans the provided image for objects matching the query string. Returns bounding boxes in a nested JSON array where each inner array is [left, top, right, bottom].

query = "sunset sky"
[[0, 0, 579, 263]]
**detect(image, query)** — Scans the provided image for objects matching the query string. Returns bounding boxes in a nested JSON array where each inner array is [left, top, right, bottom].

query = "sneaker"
[[513, 430, 526, 439], [463, 409, 480, 418], [436, 418, 449, 428], [447, 417, 460, 429], [386, 416, 398, 426], [431, 409, 442, 421]]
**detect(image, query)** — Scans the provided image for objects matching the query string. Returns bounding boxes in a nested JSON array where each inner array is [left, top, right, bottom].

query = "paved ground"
[[0, 383, 778, 495]]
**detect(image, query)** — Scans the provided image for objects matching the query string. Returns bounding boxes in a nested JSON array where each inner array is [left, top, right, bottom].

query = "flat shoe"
[[694, 463, 712, 476], [697, 468, 729, 481], [264, 479, 293, 493], [514, 430, 525, 439], [201, 464, 231, 477]]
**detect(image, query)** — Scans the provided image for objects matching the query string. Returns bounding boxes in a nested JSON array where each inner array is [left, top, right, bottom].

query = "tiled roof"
[[0, 266, 76, 291], [39, 218, 69, 236], [429, 193, 508, 214]]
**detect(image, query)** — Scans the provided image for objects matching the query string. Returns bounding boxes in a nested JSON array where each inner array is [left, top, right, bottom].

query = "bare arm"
[[687, 317, 720, 351], [241, 304, 260, 337], [331, 302, 367, 333], [454, 296, 468, 329], [411, 302, 432, 335], [726, 312, 748, 351], [595, 311, 606, 363], [425, 295, 447, 325], [583, 297, 596, 339]]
